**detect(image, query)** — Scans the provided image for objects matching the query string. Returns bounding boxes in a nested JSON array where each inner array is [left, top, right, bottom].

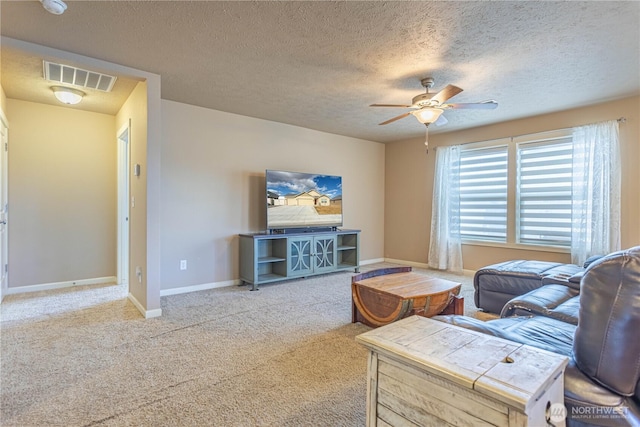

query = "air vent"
[[43, 61, 117, 92]]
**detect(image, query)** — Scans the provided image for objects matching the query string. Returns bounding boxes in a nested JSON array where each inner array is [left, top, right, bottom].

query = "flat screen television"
[[266, 169, 343, 231]]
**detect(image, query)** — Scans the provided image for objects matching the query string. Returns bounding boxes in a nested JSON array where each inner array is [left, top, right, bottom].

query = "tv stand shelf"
[[239, 229, 360, 290], [258, 256, 286, 263]]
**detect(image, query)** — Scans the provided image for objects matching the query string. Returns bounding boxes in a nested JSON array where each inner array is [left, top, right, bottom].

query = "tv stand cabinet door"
[[287, 236, 313, 277], [313, 235, 337, 274]]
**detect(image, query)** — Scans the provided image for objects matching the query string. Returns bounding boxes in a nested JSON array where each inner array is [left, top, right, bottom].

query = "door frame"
[[117, 121, 130, 287], [0, 110, 8, 301]]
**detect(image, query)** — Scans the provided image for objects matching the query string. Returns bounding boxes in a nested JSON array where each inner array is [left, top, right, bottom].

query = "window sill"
[[461, 240, 570, 254]]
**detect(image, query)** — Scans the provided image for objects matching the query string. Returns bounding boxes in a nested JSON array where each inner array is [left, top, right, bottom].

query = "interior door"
[[0, 115, 8, 298]]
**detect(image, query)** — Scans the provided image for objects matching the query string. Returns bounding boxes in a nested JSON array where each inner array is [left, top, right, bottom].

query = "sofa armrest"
[[541, 273, 582, 290], [540, 264, 585, 290], [568, 271, 584, 284], [583, 254, 604, 268], [500, 284, 577, 318]]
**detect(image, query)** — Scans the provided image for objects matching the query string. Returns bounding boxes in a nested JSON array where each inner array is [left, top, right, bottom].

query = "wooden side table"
[[351, 267, 463, 327], [356, 316, 569, 427]]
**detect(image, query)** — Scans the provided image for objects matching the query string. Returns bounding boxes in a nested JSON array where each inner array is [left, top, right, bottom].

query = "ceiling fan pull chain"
[[424, 124, 430, 153]]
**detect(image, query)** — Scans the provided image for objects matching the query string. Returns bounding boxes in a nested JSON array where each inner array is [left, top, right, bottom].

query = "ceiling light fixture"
[[410, 108, 444, 124], [51, 86, 85, 105], [409, 108, 443, 153], [40, 0, 67, 15]]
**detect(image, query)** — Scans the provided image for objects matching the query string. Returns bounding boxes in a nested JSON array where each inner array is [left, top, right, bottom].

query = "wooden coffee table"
[[356, 316, 568, 426], [351, 267, 463, 327]]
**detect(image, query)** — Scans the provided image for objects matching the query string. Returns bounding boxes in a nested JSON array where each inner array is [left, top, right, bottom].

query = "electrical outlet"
[[135, 266, 142, 283], [180, 260, 187, 270]]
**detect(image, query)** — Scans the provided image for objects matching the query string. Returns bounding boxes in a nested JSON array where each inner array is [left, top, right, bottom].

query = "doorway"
[[0, 113, 8, 299], [117, 122, 130, 287]]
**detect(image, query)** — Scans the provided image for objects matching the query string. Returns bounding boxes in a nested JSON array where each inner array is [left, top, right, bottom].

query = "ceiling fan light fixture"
[[40, 0, 67, 15], [411, 108, 443, 124], [51, 86, 85, 105]]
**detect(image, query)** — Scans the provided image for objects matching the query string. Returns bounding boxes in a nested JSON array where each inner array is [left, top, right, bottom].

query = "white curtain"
[[428, 145, 463, 272], [571, 120, 621, 265]]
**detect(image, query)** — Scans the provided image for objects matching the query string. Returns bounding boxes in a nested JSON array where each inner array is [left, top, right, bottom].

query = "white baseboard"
[[159, 256, 475, 300], [161, 258, 385, 297], [5, 276, 117, 295], [360, 258, 385, 266], [161, 258, 391, 296], [160, 279, 242, 296], [384, 258, 476, 277], [128, 292, 162, 318], [384, 258, 429, 269]]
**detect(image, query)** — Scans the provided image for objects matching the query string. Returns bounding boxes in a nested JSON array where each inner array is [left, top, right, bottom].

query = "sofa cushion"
[[476, 259, 565, 278], [487, 315, 576, 356], [435, 314, 575, 356]]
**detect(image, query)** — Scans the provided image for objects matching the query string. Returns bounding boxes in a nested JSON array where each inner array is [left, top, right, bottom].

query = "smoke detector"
[[40, 0, 67, 15]]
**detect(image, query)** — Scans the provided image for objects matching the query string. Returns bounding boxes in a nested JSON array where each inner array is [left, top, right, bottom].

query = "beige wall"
[[115, 81, 149, 306], [2, 39, 161, 314], [385, 96, 640, 271], [160, 100, 385, 291], [6, 99, 117, 287], [5, 64, 634, 303]]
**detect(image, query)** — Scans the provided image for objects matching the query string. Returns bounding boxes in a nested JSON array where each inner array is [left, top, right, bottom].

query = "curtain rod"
[[434, 117, 628, 150]]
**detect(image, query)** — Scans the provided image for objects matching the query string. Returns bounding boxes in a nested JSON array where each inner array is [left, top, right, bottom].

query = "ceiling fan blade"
[[444, 100, 499, 109], [431, 85, 463, 105], [434, 114, 448, 126], [370, 103, 413, 108], [378, 112, 411, 125]]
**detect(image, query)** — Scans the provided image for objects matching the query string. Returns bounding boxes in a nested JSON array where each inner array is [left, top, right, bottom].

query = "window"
[[459, 146, 508, 242], [517, 139, 573, 247], [433, 121, 619, 264], [459, 131, 573, 249]]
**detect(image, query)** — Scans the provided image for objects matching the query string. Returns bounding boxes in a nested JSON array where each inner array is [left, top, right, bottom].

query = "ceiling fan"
[[370, 77, 498, 151]]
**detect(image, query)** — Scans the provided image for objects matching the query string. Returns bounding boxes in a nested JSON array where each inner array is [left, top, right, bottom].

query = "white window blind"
[[459, 146, 508, 241], [517, 139, 573, 246]]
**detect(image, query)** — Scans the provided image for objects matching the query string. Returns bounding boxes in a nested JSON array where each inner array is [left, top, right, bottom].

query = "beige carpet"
[[0, 263, 492, 427]]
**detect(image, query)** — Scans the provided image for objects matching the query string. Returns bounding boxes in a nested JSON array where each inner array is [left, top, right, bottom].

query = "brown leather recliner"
[[436, 246, 640, 426]]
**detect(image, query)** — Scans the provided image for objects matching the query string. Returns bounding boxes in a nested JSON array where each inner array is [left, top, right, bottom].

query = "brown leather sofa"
[[436, 246, 640, 426]]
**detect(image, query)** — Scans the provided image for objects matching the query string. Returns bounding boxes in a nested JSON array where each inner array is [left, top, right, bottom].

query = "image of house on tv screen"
[[266, 170, 343, 229]]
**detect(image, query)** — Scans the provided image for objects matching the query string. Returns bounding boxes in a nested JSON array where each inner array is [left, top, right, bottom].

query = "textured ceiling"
[[1, 1, 639, 143]]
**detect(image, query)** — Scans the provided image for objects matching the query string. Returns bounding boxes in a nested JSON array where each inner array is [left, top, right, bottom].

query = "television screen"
[[266, 170, 343, 230]]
